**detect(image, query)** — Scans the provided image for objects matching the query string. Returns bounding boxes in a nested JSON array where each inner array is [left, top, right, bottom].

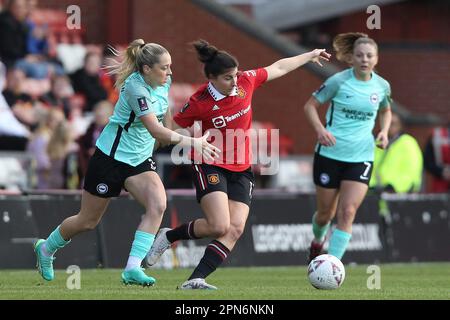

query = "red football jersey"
[[174, 68, 268, 172]]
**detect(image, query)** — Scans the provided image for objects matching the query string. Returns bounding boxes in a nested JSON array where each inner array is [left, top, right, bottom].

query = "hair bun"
[[206, 50, 218, 62]]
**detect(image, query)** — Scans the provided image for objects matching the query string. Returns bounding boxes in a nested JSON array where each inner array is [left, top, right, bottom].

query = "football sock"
[[189, 240, 230, 280], [43, 225, 70, 256], [312, 213, 330, 243], [125, 230, 155, 271], [328, 228, 352, 259], [166, 220, 199, 243]]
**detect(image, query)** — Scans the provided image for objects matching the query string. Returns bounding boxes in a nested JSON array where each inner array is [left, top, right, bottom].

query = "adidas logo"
[[212, 105, 220, 111]]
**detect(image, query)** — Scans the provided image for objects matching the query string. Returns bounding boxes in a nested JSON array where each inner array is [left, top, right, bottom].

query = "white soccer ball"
[[307, 254, 345, 290]]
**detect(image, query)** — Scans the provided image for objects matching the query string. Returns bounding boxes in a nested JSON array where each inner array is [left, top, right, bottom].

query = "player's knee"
[[147, 199, 167, 217], [229, 224, 245, 242], [209, 222, 229, 238], [156, 200, 167, 215], [316, 210, 333, 224], [340, 206, 357, 223], [80, 218, 100, 231]]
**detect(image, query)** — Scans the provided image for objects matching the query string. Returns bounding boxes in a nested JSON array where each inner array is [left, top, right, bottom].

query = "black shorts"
[[83, 148, 157, 198], [192, 164, 255, 206], [313, 153, 373, 189]]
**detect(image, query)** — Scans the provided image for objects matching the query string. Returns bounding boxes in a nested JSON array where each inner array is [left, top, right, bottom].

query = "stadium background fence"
[[1, 191, 449, 269]]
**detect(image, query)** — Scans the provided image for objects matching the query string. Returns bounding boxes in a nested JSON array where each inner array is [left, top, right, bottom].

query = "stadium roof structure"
[[193, 0, 442, 125], [252, 0, 408, 30], [216, 0, 407, 30]]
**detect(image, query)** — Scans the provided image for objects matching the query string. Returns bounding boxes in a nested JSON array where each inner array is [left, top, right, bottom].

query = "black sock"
[[166, 220, 199, 243], [189, 240, 230, 280]]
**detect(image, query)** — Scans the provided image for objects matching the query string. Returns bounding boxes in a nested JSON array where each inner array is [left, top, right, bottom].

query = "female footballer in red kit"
[[148, 40, 330, 289]]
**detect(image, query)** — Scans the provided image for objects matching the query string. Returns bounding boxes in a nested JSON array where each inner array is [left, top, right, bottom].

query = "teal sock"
[[126, 231, 155, 270], [328, 228, 352, 260], [45, 226, 70, 256], [312, 213, 330, 243]]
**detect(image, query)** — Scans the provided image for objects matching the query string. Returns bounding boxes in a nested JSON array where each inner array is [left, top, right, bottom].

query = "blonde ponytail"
[[105, 39, 168, 89]]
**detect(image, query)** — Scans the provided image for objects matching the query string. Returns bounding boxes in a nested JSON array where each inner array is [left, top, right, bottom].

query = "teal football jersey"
[[312, 68, 391, 162], [96, 72, 171, 166]]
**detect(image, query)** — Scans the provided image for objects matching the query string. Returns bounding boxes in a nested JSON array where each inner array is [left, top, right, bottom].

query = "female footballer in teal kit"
[[304, 33, 392, 262], [33, 39, 219, 286]]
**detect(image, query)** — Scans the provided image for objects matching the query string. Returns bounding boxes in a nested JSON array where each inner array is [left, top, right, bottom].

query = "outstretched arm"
[[264, 49, 331, 82]]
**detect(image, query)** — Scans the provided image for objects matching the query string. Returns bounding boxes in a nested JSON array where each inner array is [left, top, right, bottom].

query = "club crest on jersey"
[[137, 97, 149, 111], [207, 174, 220, 185], [212, 116, 226, 128], [237, 86, 246, 99], [370, 93, 379, 105], [180, 102, 190, 113]]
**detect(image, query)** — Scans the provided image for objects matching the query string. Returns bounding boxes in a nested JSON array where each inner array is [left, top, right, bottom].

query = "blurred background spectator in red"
[[424, 123, 450, 193]]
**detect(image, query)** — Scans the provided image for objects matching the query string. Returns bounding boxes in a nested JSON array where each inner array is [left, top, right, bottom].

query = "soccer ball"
[[307, 254, 345, 290]]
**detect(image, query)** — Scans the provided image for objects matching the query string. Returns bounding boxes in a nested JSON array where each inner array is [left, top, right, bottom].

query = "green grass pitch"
[[1, 263, 449, 300]]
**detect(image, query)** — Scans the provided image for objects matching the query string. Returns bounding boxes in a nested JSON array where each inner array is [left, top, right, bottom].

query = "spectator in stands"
[[77, 100, 113, 182], [25, 22, 48, 56], [0, 61, 30, 150], [39, 75, 74, 119], [0, 0, 63, 78], [70, 52, 108, 112], [147, 39, 330, 290], [33, 39, 218, 287], [27, 108, 70, 189], [46, 119, 73, 189], [0, 0, 29, 68], [26, 0, 65, 77], [370, 111, 423, 193], [2, 68, 33, 107], [67, 94, 91, 139], [303, 33, 392, 263], [25, 0, 48, 56], [2, 68, 39, 129], [423, 121, 450, 193]]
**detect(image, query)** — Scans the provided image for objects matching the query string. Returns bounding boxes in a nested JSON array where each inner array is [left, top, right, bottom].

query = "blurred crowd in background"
[[0, 0, 448, 194], [0, 0, 122, 191]]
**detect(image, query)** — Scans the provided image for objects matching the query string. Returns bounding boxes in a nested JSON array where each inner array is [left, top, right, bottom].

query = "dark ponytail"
[[192, 39, 238, 78]]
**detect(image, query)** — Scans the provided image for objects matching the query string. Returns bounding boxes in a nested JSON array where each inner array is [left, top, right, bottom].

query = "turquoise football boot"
[[34, 239, 55, 281], [121, 267, 156, 287]]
